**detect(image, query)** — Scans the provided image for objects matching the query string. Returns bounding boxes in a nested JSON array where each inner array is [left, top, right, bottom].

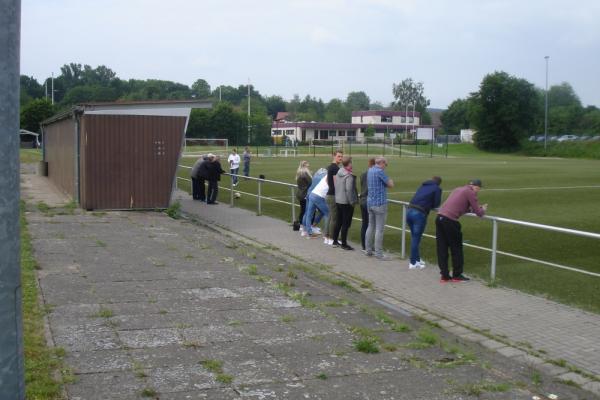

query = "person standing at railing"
[[242, 146, 251, 178], [365, 157, 394, 260], [359, 158, 375, 253], [325, 150, 344, 245], [435, 179, 487, 283], [190, 154, 209, 201], [303, 168, 330, 238], [228, 148, 241, 187], [332, 156, 359, 250], [206, 154, 225, 204], [295, 161, 312, 236], [407, 176, 443, 270]]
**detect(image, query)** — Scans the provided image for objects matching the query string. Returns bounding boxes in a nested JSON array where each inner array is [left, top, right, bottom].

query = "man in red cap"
[[435, 179, 487, 283]]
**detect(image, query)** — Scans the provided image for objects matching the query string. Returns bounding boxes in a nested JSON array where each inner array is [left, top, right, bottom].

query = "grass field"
[[178, 145, 600, 313]]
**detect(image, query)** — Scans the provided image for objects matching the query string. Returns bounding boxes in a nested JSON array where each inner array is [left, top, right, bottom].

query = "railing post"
[[257, 179, 262, 216], [290, 186, 296, 223], [229, 174, 234, 207], [401, 204, 407, 259], [491, 218, 498, 282]]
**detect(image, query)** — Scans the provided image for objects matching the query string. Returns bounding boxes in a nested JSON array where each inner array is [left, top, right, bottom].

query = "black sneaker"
[[451, 275, 470, 282], [331, 241, 340, 248], [340, 244, 354, 251], [440, 276, 452, 283]]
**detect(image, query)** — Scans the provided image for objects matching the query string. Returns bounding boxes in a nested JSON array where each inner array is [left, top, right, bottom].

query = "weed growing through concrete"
[[531, 370, 542, 386], [133, 362, 148, 378], [166, 201, 181, 219], [454, 380, 511, 396], [216, 373, 234, 384], [91, 307, 114, 318], [281, 315, 295, 323], [141, 387, 157, 397], [354, 337, 380, 353], [316, 373, 328, 380], [246, 264, 258, 275], [228, 320, 243, 326], [95, 240, 107, 248]]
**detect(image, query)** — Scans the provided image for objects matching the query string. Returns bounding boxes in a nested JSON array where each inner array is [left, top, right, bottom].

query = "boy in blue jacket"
[[406, 176, 442, 269]]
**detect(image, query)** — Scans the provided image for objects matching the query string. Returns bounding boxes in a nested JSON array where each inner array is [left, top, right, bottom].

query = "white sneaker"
[[301, 231, 307, 237], [409, 262, 419, 270], [418, 259, 426, 268], [327, 239, 334, 245], [312, 226, 321, 234], [323, 237, 329, 244]]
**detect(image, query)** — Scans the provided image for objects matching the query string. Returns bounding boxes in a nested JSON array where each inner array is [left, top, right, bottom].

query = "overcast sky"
[[21, 0, 600, 109]]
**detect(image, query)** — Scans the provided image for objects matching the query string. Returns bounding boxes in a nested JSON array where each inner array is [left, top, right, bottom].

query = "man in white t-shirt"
[[228, 149, 241, 186]]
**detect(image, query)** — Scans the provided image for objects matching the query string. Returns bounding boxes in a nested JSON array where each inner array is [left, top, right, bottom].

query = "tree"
[[324, 98, 350, 122], [346, 91, 370, 111], [210, 102, 245, 145], [191, 79, 211, 99], [264, 95, 286, 118], [20, 75, 44, 105], [20, 98, 54, 132], [548, 82, 582, 108], [392, 78, 431, 111], [468, 71, 541, 151], [441, 98, 470, 134], [580, 108, 600, 134]]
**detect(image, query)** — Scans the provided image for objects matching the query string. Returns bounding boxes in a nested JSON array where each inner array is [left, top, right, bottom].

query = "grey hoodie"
[[334, 167, 358, 205]]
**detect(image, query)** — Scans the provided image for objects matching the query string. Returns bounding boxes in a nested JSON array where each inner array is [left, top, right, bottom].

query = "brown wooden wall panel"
[[79, 114, 185, 210], [43, 118, 76, 198]]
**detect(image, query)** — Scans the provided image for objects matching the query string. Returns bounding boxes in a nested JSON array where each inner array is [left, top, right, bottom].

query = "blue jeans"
[[406, 208, 427, 264], [303, 193, 328, 234], [366, 204, 387, 257], [230, 168, 239, 184]]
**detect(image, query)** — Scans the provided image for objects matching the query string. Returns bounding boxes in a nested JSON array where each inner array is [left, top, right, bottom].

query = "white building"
[[272, 110, 422, 143]]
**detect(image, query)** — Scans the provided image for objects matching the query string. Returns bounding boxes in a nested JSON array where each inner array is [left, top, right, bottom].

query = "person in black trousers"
[[206, 154, 225, 204], [332, 156, 359, 250], [359, 158, 375, 252], [191, 155, 209, 201]]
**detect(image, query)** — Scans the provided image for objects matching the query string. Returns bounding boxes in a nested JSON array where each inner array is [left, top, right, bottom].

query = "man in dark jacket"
[[406, 176, 442, 270], [191, 155, 209, 201], [205, 155, 225, 204]]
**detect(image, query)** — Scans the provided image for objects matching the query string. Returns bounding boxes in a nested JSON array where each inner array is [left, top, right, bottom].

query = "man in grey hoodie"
[[332, 156, 359, 250]]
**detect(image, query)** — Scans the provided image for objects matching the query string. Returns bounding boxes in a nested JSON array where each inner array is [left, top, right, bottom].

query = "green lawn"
[[179, 145, 600, 312]]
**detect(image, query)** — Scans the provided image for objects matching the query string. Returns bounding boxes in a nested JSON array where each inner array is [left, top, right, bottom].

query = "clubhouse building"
[[271, 110, 421, 143]]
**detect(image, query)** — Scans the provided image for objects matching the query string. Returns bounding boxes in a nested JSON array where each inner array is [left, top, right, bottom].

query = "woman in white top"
[[302, 170, 329, 238]]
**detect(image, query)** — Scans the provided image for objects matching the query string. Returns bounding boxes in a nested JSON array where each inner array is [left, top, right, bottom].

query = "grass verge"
[[21, 200, 66, 399]]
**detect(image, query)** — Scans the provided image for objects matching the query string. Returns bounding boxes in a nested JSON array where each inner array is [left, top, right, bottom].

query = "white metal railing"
[[177, 166, 600, 281]]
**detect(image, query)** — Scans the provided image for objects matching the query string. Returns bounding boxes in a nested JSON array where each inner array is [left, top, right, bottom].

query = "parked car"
[[590, 135, 600, 141], [557, 134, 579, 142]]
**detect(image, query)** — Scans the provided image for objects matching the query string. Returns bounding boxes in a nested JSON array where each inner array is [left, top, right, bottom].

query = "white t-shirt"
[[228, 153, 241, 169], [311, 177, 329, 198]]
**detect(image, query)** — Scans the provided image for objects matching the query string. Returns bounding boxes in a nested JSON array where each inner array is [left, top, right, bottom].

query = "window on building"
[[338, 130, 345, 137], [286, 129, 294, 135], [408, 117, 414, 123], [347, 130, 356, 137], [401, 117, 406, 123], [382, 116, 392, 123]]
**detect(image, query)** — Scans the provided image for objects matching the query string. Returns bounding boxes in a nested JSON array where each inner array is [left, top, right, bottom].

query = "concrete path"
[[19, 168, 599, 398], [174, 190, 600, 392]]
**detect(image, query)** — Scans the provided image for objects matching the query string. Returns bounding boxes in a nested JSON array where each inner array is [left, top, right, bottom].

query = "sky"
[[20, 0, 600, 109]]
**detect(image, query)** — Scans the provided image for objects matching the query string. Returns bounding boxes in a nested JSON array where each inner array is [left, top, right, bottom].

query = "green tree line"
[[21, 62, 430, 146], [441, 72, 600, 152]]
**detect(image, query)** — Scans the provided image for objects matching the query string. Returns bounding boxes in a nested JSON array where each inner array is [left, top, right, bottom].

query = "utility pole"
[[219, 85, 221, 102], [544, 56, 549, 154], [247, 78, 251, 145], [51, 72, 54, 105], [0, 0, 25, 398]]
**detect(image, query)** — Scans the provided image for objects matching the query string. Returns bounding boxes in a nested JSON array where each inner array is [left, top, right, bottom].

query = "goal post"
[[183, 138, 229, 157], [309, 138, 345, 155]]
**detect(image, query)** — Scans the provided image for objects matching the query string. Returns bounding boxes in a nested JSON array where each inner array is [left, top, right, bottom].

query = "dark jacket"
[[191, 156, 209, 179], [409, 180, 442, 215], [296, 173, 312, 202], [206, 160, 225, 181], [359, 171, 368, 207]]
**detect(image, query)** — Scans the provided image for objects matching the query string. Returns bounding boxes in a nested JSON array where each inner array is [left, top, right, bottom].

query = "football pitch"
[[178, 146, 600, 312]]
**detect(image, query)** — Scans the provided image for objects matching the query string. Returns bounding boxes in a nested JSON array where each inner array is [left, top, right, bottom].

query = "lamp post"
[[544, 56, 549, 153]]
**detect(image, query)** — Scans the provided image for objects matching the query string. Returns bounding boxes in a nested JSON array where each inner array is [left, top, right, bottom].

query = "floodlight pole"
[[0, 0, 25, 398], [544, 56, 549, 154], [247, 78, 251, 145]]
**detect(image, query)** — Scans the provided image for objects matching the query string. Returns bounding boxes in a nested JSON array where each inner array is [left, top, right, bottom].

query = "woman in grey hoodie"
[[332, 156, 359, 250]]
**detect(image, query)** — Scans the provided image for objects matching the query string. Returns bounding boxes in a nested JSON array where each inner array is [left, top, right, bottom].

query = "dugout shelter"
[[41, 100, 211, 210]]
